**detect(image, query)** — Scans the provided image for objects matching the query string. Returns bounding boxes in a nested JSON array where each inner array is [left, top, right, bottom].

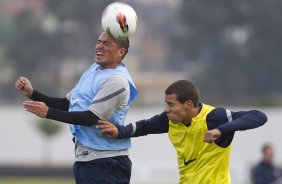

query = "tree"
[[178, 0, 282, 106], [36, 119, 62, 166], [4, 1, 112, 101]]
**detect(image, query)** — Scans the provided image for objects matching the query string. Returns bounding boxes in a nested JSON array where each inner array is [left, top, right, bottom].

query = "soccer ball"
[[101, 2, 138, 40]]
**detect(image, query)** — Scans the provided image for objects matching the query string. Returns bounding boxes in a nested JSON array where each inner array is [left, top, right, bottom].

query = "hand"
[[15, 76, 34, 97], [23, 100, 49, 118], [96, 118, 119, 139], [203, 129, 222, 144]]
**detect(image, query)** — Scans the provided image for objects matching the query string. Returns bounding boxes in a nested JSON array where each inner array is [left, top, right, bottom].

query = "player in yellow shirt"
[[97, 80, 267, 184]]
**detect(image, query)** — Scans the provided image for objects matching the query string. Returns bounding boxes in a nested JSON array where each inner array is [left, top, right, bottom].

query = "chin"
[[170, 119, 179, 124], [96, 61, 106, 67], [95, 59, 102, 64]]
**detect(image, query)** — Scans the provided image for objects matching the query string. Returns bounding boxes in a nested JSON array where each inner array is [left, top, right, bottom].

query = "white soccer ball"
[[101, 2, 138, 40]]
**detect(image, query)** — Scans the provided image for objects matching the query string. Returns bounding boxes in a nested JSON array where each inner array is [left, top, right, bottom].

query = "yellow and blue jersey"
[[168, 104, 231, 183], [117, 103, 267, 183]]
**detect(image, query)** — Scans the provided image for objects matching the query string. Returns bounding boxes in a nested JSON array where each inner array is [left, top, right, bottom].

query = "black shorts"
[[73, 155, 132, 184]]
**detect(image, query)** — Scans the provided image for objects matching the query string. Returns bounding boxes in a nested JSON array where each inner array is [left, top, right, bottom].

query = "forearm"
[[117, 112, 169, 138], [47, 109, 100, 126], [30, 90, 69, 111], [218, 110, 267, 135], [116, 124, 134, 138]]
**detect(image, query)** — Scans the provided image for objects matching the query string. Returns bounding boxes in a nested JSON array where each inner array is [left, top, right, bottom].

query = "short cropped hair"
[[117, 38, 129, 59], [109, 33, 129, 59], [165, 80, 200, 107]]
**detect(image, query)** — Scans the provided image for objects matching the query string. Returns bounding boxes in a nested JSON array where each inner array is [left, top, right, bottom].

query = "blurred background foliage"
[[178, 0, 282, 106], [36, 118, 62, 166], [0, 0, 281, 106]]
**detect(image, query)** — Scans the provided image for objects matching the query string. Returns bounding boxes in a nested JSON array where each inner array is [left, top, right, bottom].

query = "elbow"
[[254, 110, 268, 126], [261, 112, 268, 125], [79, 119, 95, 127], [84, 116, 98, 127], [85, 122, 94, 127]]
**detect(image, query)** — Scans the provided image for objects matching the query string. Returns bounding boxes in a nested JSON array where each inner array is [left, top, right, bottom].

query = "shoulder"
[[104, 75, 129, 89], [252, 161, 265, 172], [206, 107, 235, 147], [99, 75, 130, 92], [206, 107, 231, 127]]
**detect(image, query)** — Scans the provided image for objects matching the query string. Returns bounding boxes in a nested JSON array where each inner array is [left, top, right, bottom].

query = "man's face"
[[95, 32, 123, 69], [264, 147, 274, 162], [164, 94, 191, 124]]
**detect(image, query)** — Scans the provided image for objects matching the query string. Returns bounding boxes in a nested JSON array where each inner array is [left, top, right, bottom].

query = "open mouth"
[[96, 51, 103, 56]]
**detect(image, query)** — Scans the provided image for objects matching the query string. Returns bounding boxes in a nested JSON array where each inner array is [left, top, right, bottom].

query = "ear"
[[117, 48, 126, 58], [184, 100, 193, 110]]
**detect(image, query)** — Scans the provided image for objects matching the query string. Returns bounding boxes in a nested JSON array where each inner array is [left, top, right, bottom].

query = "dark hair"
[[116, 38, 129, 59], [108, 32, 130, 59], [165, 80, 200, 107]]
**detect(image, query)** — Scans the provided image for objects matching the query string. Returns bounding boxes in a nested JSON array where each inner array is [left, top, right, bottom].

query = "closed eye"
[[166, 101, 174, 107]]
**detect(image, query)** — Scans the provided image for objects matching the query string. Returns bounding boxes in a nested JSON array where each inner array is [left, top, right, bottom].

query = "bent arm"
[[117, 112, 169, 138], [206, 108, 267, 147], [31, 75, 130, 127], [217, 110, 267, 135], [31, 90, 69, 111]]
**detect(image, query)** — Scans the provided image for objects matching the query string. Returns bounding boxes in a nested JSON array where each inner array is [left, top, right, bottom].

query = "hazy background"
[[0, 0, 281, 183]]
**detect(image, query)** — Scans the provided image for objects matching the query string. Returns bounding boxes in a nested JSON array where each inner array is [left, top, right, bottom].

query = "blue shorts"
[[73, 156, 132, 184]]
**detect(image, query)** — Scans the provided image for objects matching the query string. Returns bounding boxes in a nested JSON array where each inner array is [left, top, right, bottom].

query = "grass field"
[[0, 178, 74, 184], [0, 178, 175, 184]]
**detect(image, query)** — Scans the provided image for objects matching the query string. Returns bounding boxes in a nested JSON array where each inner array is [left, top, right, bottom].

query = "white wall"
[[1, 106, 281, 183]]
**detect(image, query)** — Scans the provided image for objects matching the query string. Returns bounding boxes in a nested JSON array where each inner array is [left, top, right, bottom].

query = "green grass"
[[0, 178, 175, 184], [0, 178, 74, 184]]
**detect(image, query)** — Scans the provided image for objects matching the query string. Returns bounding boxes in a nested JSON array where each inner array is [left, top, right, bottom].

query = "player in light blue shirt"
[[15, 32, 138, 184]]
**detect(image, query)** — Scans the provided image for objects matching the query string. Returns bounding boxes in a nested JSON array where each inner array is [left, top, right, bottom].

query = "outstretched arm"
[[97, 112, 169, 139]]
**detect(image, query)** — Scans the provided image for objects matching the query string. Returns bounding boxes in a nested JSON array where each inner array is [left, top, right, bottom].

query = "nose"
[[164, 106, 170, 113], [96, 42, 103, 50]]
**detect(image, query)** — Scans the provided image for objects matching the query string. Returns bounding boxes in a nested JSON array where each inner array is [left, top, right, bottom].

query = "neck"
[[191, 107, 200, 117], [183, 121, 191, 126], [98, 63, 120, 70], [182, 105, 202, 126]]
